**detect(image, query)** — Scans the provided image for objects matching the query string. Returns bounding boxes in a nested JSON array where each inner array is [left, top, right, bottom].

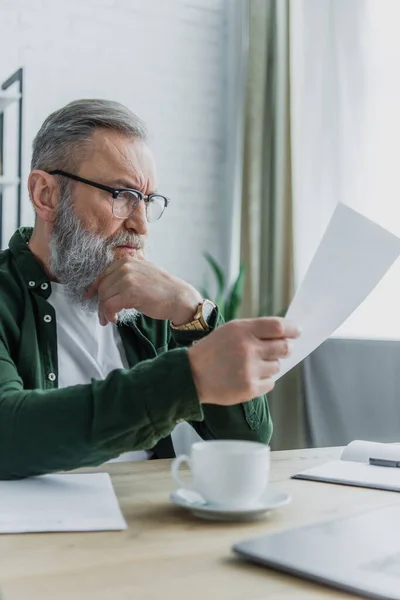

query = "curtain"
[[290, 0, 366, 287], [240, 0, 307, 450]]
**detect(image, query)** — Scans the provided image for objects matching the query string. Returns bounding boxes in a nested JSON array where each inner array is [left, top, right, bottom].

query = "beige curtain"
[[240, 0, 307, 450]]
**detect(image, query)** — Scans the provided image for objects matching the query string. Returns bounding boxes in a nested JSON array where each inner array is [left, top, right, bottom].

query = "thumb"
[[85, 282, 97, 299], [85, 274, 104, 299]]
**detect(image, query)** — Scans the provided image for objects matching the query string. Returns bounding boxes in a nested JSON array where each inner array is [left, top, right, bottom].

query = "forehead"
[[78, 128, 157, 191]]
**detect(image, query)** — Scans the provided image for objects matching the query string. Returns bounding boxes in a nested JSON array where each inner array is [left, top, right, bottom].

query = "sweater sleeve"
[[0, 338, 203, 479]]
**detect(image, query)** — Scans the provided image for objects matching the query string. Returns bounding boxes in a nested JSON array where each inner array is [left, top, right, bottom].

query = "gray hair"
[[31, 99, 148, 172]]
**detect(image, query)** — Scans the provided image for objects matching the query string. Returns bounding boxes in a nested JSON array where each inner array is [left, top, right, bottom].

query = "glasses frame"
[[48, 169, 170, 221]]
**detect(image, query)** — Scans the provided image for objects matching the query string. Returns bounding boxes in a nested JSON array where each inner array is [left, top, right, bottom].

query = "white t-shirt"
[[48, 282, 150, 462]]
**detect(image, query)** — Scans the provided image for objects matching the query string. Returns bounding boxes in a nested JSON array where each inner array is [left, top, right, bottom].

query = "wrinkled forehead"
[[78, 127, 157, 193]]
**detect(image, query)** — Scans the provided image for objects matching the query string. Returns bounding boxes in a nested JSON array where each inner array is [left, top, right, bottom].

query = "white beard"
[[49, 184, 146, 324]]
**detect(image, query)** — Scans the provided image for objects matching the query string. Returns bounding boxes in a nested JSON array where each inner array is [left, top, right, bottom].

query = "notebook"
[[0, 473, 127, 533], [233, 504, 400, 600], [292, 440, 400, 492]]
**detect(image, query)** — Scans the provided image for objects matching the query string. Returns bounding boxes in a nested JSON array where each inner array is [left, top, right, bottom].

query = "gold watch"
[[170, 299, 217, 331]]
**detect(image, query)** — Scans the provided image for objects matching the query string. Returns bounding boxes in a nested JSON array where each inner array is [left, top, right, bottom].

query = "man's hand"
[[188, 317, 301, 405], [86, 257, 202, 326]]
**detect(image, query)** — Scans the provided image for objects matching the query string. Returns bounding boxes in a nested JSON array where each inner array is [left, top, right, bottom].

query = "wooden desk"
[[1, 447, 399, 600]]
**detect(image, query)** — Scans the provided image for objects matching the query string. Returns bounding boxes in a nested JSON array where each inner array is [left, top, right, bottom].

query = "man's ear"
[[28, 170, 59, 223]]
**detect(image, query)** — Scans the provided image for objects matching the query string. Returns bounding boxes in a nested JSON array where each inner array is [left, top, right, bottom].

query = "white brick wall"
[[0, 0, 244, 287]]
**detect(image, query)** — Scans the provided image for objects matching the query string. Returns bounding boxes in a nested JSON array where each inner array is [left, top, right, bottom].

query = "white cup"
[[171, 440, 270, 508]]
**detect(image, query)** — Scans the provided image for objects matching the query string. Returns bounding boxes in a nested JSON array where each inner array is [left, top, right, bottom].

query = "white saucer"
[[170, 488, 291, 522]]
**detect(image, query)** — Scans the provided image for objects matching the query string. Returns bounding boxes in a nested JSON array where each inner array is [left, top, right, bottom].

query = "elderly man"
[[0, 99, 299, 479]]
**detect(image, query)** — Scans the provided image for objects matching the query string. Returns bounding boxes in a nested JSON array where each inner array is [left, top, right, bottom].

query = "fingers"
[[250, 317, 301, 341], [254, 378, 276, 397], [85, 266, 115, 299], [259, 359, 281, 379], [188, 317, 301, 406], [246, 338, 293, 398], [258, 339, 292, 361], [88, 260, 142, 323], [248, 361, 280, 398], [97, 273, 124, 305], [98, 308, 109, 327], [86, 256, 142, 299], [100, 294, 122, 325], [254, 337, 293, 390], [241, 374, 277, 401], [95, 276, 127, 326]]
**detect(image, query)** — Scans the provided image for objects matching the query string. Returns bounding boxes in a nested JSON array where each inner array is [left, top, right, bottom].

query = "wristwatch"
[[170, 299, 217, 331]]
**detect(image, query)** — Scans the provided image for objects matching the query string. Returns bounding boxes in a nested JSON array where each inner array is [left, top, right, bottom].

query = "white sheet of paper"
[[0, 473, 127, 533], [275, 203, 400, 380]]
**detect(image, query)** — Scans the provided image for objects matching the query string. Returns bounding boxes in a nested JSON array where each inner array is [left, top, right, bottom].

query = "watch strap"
[[170, 300, 216, 331]]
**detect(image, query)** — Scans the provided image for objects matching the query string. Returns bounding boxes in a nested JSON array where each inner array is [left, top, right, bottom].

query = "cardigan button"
[[28, 281, 35, 287], [44, 315, 52, 323], [48, 373, 56, 382], [41, 282, 49, 290]]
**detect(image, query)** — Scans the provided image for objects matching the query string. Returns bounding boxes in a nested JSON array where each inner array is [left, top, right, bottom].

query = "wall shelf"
[[0, 176, 19, 191], [0, 68, 23, 248], [0, 91, 21, 115]]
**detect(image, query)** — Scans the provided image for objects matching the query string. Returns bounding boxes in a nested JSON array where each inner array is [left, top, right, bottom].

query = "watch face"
[[202, 300, 216, 322]]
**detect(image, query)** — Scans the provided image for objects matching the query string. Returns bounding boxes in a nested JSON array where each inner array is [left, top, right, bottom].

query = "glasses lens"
[[113, 191, 141, 218], [146, 196, 167, 222]]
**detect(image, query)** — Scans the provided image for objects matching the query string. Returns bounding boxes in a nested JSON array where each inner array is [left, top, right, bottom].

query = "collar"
[[9, 228, 52, 299]]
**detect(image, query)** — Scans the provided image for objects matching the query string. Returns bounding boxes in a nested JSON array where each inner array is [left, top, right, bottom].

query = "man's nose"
[[124, 200, 148, 236]]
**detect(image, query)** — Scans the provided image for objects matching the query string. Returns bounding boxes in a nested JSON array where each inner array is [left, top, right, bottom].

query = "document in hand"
[[274, 203, 400, 381], [293, 440, 400, 492], [0, 473, 127, 533]]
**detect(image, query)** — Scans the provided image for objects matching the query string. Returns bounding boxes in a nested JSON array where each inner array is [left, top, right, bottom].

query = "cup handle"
[[171, 454, 193, 489]]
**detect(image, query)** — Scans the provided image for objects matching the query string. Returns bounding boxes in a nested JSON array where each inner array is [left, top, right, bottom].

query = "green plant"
[[200, 252, 246, 321]]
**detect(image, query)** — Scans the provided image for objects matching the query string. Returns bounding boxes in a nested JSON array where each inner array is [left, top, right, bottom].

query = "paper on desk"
[[0, 473, 127, 533], [275, 203, 400, 380]]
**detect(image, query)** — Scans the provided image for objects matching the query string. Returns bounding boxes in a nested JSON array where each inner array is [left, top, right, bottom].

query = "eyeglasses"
[[49, 170, 170, 222]]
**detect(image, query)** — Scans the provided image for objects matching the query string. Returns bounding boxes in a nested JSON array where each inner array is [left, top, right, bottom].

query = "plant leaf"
[[203, 251, 225, 300], [199, 271, 211, 302], [216, 298, 225, 320], [225, 265, 246, 321]]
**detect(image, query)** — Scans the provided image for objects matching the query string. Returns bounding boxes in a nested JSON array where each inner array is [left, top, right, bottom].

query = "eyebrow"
[[110, 179, 157, 194], [110, 179, 140, 189]]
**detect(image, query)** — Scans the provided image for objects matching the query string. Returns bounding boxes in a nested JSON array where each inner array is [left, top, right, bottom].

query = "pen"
[[369, 457, 400, 468]]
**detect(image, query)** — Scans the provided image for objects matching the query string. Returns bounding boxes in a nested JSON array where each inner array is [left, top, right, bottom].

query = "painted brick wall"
[[0, 0, 242, 287]]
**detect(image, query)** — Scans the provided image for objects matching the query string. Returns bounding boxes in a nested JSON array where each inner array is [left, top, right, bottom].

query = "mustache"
[[105, 232, 146, 250]]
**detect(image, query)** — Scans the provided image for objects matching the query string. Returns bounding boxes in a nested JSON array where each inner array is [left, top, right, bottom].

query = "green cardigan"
[[0, 228, 272, 479]]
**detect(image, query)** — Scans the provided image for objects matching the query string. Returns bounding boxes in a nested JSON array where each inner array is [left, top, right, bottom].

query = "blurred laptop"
[[234, 504, 400, 600]]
